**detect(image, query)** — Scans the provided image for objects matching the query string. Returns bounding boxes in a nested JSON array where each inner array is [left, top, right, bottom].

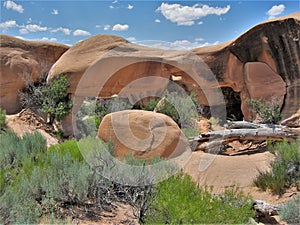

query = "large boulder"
[[0, 35, 69, 114], [97, 110, 190, 159]]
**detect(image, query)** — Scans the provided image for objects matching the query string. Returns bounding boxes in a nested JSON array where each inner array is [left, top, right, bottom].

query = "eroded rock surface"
[[46, 12, 299, 135], [0, 35, 69, 114], [97, 110, 190, 159]]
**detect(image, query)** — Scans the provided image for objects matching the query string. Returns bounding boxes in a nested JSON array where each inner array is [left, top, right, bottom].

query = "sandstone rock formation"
[[0, 35, 69, 114], [194, 12, 300, 120], [46, 13, 299, 135], [97, 110, 190, 159]]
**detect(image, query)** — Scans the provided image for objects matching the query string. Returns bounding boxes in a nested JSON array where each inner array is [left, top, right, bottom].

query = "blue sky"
[[1, 1, 299, 49]]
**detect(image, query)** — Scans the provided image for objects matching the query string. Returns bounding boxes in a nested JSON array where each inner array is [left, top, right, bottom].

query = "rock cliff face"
[[194, 12, 300, 120], [17, 12, 297, 135], [0, 35, 69, 114], [48, 13, 299, 133]]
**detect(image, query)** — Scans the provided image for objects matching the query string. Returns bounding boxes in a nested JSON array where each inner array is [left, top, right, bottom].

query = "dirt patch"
[[6, 109, 59, 147]]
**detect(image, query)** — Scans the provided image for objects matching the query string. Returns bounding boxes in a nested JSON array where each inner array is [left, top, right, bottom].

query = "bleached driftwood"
[[253, 200, 282, 216], [189, 125, 299, 152]]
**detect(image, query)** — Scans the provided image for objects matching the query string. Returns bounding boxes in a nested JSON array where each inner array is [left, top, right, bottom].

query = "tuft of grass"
[[254, 141, 300, 194]]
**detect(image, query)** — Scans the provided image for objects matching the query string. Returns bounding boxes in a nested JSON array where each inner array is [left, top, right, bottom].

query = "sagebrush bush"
[[145, 174, 254, 224], [0, 132, 90, 224], [254, 141, 300, 194], [0, 108, 6, 129], [246, 98, 281, 124], [279, 195, 300, 224], [142, 91, 198, 128]]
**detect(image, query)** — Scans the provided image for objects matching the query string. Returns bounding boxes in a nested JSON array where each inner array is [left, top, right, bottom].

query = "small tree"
[[246, 98, 281, 124], [41, 75, 73, 124]]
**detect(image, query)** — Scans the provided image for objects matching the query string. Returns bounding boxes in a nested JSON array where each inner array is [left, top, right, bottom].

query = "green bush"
[[142, 92, 198, 128], [246, 98, 281, 124], [145, 174, 254, 224], [41, 74, 73, 124], [48, 139, 83, 161], [0, 108, 6, 129], [279, 195, 300, 224], [254, 141, 300, 194], [19, 74, 73, 124]]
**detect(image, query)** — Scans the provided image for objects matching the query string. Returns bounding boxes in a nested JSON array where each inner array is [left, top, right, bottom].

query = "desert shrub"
[[19, 74, 73, 124], [0, 130, 46, 171], [41, 74, 73, 124], [19, 76, 46, 113], [0, 133, 161, 224], [279, 195, 300, 224], [246, 98, 281, 124], [75, 97, 130, 137], [48, 139, 83, 161], [209, 116, 220, 125], [254, 141, 300, 194], [0, 108, 6, 130], [182, 126, 200, 138], [145, 174, 254, 224], [142, 91, 198, 128]]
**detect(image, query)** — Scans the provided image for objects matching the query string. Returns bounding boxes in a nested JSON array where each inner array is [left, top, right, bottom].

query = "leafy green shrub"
[[19, 74, 73, 124], [48, 139, 83, 161], [41, 74, 73, 124], [142, 92, 198, 128], [145, 174, 254, 224], [0, 108, 6, 129], [254, 141, 300, 194], [246, 98, 281, 124], [279, 195, 300, 224]]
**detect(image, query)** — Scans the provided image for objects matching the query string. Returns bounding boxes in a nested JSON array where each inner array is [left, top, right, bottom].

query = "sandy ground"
[[184, 151, 299, 205]]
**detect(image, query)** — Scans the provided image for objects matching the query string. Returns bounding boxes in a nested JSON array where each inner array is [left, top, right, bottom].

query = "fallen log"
[[253, 200, 282, 216], [189, 126, 299, 152], [224, 121, 262, 129]]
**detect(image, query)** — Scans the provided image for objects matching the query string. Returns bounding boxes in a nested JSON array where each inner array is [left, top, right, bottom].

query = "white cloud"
[[0, 20, 17, 29], [26, 18, 32, 24], [51, 27, 71, 35], [73, 29, 91, 36], [127, 4, 133, 10], [198, 21, 203, 25], [112, 0, 118, 4], [14, 35, 24, 40], [109, 5, 114, 9], [156, 3, 230, 26], [155, 19, 161, 23], [40, 37, 57, 42], [126, 37, 136, 42], [267, 4, 285, 19], [137, 39, 219, 50], [112, 24, 129, 31], [51, 9, 59, 15], [3, 0, 24, 13], [104, 24, 111, 30], [195, 38, 204, 42], [19, 24, 48, 34]]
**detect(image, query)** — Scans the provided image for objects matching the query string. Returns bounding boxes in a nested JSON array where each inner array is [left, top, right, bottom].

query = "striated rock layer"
[[0, 35, 69, 114]]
